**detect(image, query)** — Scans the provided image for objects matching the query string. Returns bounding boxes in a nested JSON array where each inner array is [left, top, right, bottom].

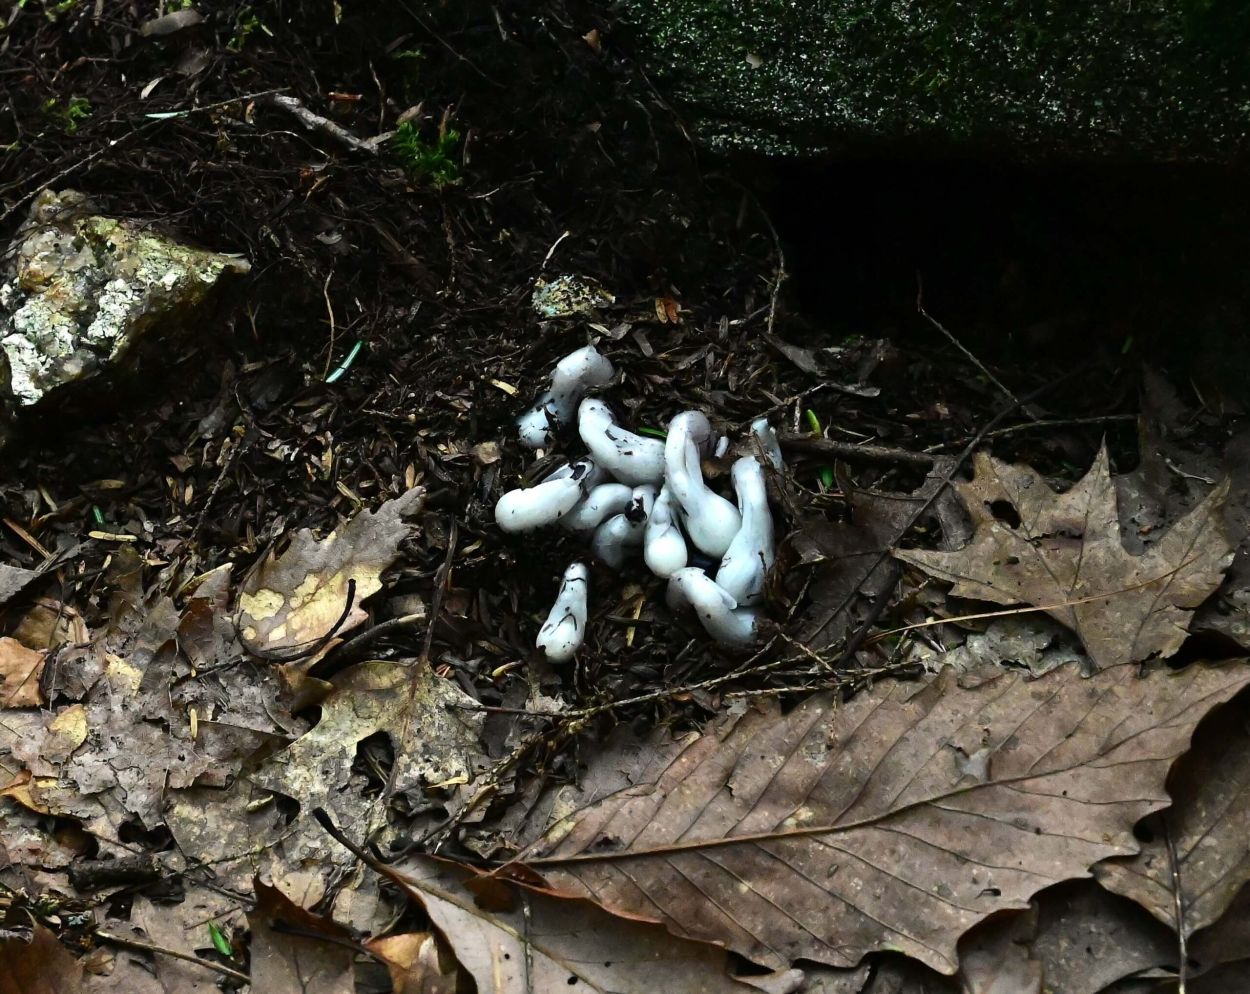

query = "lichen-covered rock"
[[0, 190, 250, 409], [622, 0, 1250, 157]]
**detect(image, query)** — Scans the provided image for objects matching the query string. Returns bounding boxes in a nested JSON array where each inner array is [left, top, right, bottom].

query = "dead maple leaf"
[[894, 446, 1233, 670], [512, 660, 1250, 975], [1094, 700, 1250, 937], [252, 660, 486, 854], [380, 854, 773, 994], [237, 486, 424, 662], [0, 637, 44, 707]]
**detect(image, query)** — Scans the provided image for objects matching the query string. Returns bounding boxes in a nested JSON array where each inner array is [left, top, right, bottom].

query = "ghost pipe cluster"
[[497, 345, 779, 660]]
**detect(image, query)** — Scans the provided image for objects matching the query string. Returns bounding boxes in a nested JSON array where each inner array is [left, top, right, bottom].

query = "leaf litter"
[[2, 6, 1250, 992]]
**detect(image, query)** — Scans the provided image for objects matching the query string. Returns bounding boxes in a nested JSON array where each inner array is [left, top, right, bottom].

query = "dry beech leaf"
[[237, 487, 424, 660], [382, 854, 767, 994], [514, 661, 1250, 975], [1094, 699, 1250, 936], [0, 923, 84, 994], [895, 446, 1233, 670], [247, 880, 354, 994], [0, 637, 45, 707]]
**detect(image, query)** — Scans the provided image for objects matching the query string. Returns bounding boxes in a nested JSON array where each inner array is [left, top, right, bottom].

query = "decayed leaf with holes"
[[252, 660, 486, 858], [512, 661, 1250, 975], [894, 446, 1233, 670], [1094, 700, 1250, 937], [237, 487, 424, 661], [383, 854, 774, 994]]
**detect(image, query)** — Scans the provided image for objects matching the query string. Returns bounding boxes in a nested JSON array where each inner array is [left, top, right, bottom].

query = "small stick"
[[917, 295, 1021, 412], [94, 930, 249, 984], [1164, 823, 1188, 994], [256, 93, 391, 153], [779, 433, 934, 470]]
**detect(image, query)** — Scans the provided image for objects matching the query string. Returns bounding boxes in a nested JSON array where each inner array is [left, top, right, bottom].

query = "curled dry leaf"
[[0, 637, 44, 707], [1094, 699, 1250, 937], [514, 661, 1250, 974], [0, 923, 84, 994], [895, 446, 1233, 670], [382, 854, 768, 994], [237, 486, 424, 662], [247, 880, 354, 994], [364, 932, 460, 994]]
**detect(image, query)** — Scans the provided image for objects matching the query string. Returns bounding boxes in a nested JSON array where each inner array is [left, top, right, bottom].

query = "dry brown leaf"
[[237, 486, 423, 661], [364, 932, 460, 994], [895, 446, 1233, 670], [515, 661, 1250, 975], [247, 880, 354, 994], [0, 563, 42, 607], [1094, 699, 1250, 936], [0, 637, 44, 707], [383, 854, 768, 993], [253, 660, 486, 859], [0, 923, 84, 994]]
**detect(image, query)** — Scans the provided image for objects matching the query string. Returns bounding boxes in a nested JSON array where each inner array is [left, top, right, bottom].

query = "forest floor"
[[1, 3, 1248, 993]]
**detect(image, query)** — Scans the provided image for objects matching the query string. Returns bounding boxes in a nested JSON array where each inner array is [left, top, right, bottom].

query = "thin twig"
[[924, 414, 1137, 453], [257, 93, 391, 154], [917, 296, 1021, 411], [779, 433, 934, 470], [94, 930, 249, 983]]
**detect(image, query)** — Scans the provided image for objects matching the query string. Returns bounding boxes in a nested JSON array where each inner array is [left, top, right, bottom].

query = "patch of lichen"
[[621, 0, 1250, 157]]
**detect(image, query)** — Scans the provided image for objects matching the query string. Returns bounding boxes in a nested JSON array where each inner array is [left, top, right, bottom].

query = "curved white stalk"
[[536, 562, 589, 663], [518, 346, 615, 448], [664, 411, 740, 558], [591, 485, 656, 569], [577, 399, 665, 485], [561, 482, 633, 533], [715, 456, 775, 606], [749, 417, 784, 470], [644, 484, 687, 578], [495, 459, 594, 532], [667, 567, 758, 647]]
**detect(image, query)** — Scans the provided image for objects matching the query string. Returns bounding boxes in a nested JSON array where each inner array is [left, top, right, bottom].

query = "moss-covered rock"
[[621, 0, 1250, 157]]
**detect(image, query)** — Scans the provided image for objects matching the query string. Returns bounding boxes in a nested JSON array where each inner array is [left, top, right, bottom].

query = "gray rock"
[[0, 189, 249, 411], [623, 1, 1250, 158]]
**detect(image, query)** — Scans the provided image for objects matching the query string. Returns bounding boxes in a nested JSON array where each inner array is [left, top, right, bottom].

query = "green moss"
[[622, 0, 1250, 157]]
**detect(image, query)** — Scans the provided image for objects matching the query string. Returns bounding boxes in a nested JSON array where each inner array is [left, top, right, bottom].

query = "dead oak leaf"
[[894, 445, 1233, 670], [514, 660, 1250, 975], [253, 660, 486, 847], [237, 487, 424, 661]]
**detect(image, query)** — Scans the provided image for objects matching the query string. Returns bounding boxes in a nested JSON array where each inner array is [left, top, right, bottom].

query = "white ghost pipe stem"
[[591, 485, 656, 569], [561, 482, 633, 533], [577, 399, 665, 485], [715, 456, 775, 607], [644, 484, 687, 578], [536, 562, 589, 663], [664, 412, 741, 558], [495, 459, 594, 532], [750, 417, 784, 471], [667, 567, 758, 647], [518, 345, 615, 448]]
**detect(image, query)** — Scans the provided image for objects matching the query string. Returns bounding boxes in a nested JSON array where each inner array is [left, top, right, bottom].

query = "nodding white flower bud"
[[664, 411, 740, 558], [495, 458, 595, 532], [518, 346, 615, 449], [715, 456, 775, 607], [667, 567, 758, 647], [644, 484, 687, 578], [591, 485, 656, 569], [749, 417, 784, 471], [577, 398, 665, 485], [536, 562, 589, 662], [561, 482, 633, 533]]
